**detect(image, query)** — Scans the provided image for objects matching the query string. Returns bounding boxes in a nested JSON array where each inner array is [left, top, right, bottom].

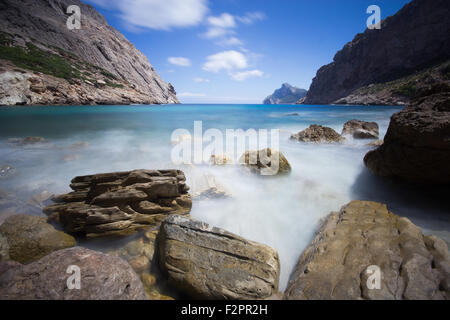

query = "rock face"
[[285, 201, 450, 300], [291, 125, 345, 143], [43, 170, 192, 237], [364, 89, 450, 184], [0, 0, 179, 106], [239, 148, 291, 176], [342, 120, 379, 139], [158, 215, 280, 300], [303, 0, 450, 105], [0, 214, 76, 264], [263, 83, 307, 104], [0, 247, 147, 300]]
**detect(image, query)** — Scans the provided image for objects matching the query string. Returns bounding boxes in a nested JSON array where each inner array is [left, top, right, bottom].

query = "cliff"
[[0, 0, 179, 106], [302, 0, 450, 105], [263, 83, 307, 105]]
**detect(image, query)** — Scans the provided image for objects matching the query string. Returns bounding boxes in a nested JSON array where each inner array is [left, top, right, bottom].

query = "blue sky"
[[85, 0, 411, 104]]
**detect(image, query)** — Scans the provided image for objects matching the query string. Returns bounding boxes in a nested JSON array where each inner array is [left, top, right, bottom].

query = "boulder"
[[342, 120, 379, 139], [291, 125, 345, 143], [43, 169, 192, 237], [239, 148, 291, 176], [0, 214, 76, 264], [366, 139, 384, 148], [158, 215, 280, 300], [364, 90, 450, 184], [285, 201, 450, 300], [0, 247, 147, 300], [209, 154, 233, 165]]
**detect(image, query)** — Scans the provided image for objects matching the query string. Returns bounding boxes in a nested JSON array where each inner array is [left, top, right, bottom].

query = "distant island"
[[263, 83, 307, 104]]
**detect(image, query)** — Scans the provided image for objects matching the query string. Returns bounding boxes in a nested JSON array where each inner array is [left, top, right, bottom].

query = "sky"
[[85, 0, 411, 104]]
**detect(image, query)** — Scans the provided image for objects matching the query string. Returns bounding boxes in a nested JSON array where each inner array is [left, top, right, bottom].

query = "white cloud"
[[202, 27, 234, 39], [230, 69, 264, 81], [178, 92, 206, 97], [237, 12, 266, 25], [86, 0, 209, 31], [168, 57, 192, 67], [207, 13, 236, 28], [193, 77, 210, 83], [218, 37, 243, 47], [203, 50, 248, 73]]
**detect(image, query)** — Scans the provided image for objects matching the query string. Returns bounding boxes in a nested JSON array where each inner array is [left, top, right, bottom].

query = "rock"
[[7, 136, 47, 146], [0, 0, 179, 106], [27, 190, 54, 209], [239, 148, 291, 176], [285, 201, 450, 300], [0, 214, 76, 264], [191, 174, 230, 200], [0, 247, 147, 300], [364, 90, 450, 184], [290, 125, 345, 143], [43, 169, 192, 237], [158, 215, 280, 300], [263, 83, 308, 104], [209, 154, 233, 165], [367, 140, 384, 148], [0, 233, 9, 262], [0, 165, 15, 179], [303, 0, 450, 105], [342, 120, 379, 139]]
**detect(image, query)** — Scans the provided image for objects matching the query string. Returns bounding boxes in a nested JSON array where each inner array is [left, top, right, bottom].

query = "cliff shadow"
[[350, 168, 450, 234]]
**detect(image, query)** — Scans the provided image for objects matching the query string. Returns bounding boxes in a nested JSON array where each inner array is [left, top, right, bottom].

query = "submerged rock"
[[191, 174, 230, 200], [239, 148, 291, 176], [43, 169, 192, 237], [342, 119, 379, 139], [6, 136, 48, 146], [364, 90, 450, 184], [291, 125, 345, 143], [0, 214, 76, 264], [209, 154, 233, 166], [0, 247, 147, 300], [158, 215, 280, 300], [0, 165, 15, 179], [285, 201, 450, 300]]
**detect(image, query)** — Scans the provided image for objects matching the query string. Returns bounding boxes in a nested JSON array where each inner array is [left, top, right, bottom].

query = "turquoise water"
[[1, 104, 449, 288]]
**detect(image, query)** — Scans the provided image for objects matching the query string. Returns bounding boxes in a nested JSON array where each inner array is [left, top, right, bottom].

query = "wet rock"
[[0, 247, 147, 300], [0, 165, 15, 179], [290, 125, 345, 143], [158, 215, 280, 300], [364, 90, 450, 184], [0, 214, 76, 264], [239, 148, 291, 176], [44, 170, 192, 238], [285, 201, 450, 300], [191, 174, 230, 200], [342, 120, 379, 139]]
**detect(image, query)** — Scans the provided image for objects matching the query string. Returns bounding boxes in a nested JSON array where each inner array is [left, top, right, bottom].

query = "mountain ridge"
[[263, 83, 307, 105]]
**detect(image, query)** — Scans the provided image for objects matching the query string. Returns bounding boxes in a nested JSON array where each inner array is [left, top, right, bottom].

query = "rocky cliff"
[[263, 83, 307, 104], [302, 0, 450, 105], [0, 0, 179, 106]]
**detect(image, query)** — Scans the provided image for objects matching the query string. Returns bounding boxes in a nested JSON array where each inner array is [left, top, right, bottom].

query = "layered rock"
[[285, 201, 450, 300], [342, 120, 379, 139], [302, 0, 450, 105], [43, 169, 192, 237], [158, 215, 280, 300], [263, 83, 307, 104], [239, 148, 291, 176], [0, 0, 179, 105], [0, 214, 76, 264], [364, 89, 450, 184], [290, 125, 345, 143], [0, 247, 146, 300]]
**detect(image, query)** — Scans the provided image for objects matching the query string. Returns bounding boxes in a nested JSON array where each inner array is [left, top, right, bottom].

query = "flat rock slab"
[[44, 170, 192, 237], [0, 247, 146, 300], [0, 214, 75, 264], [158, 215, 280, 300], [285, 201, 450, 300]]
